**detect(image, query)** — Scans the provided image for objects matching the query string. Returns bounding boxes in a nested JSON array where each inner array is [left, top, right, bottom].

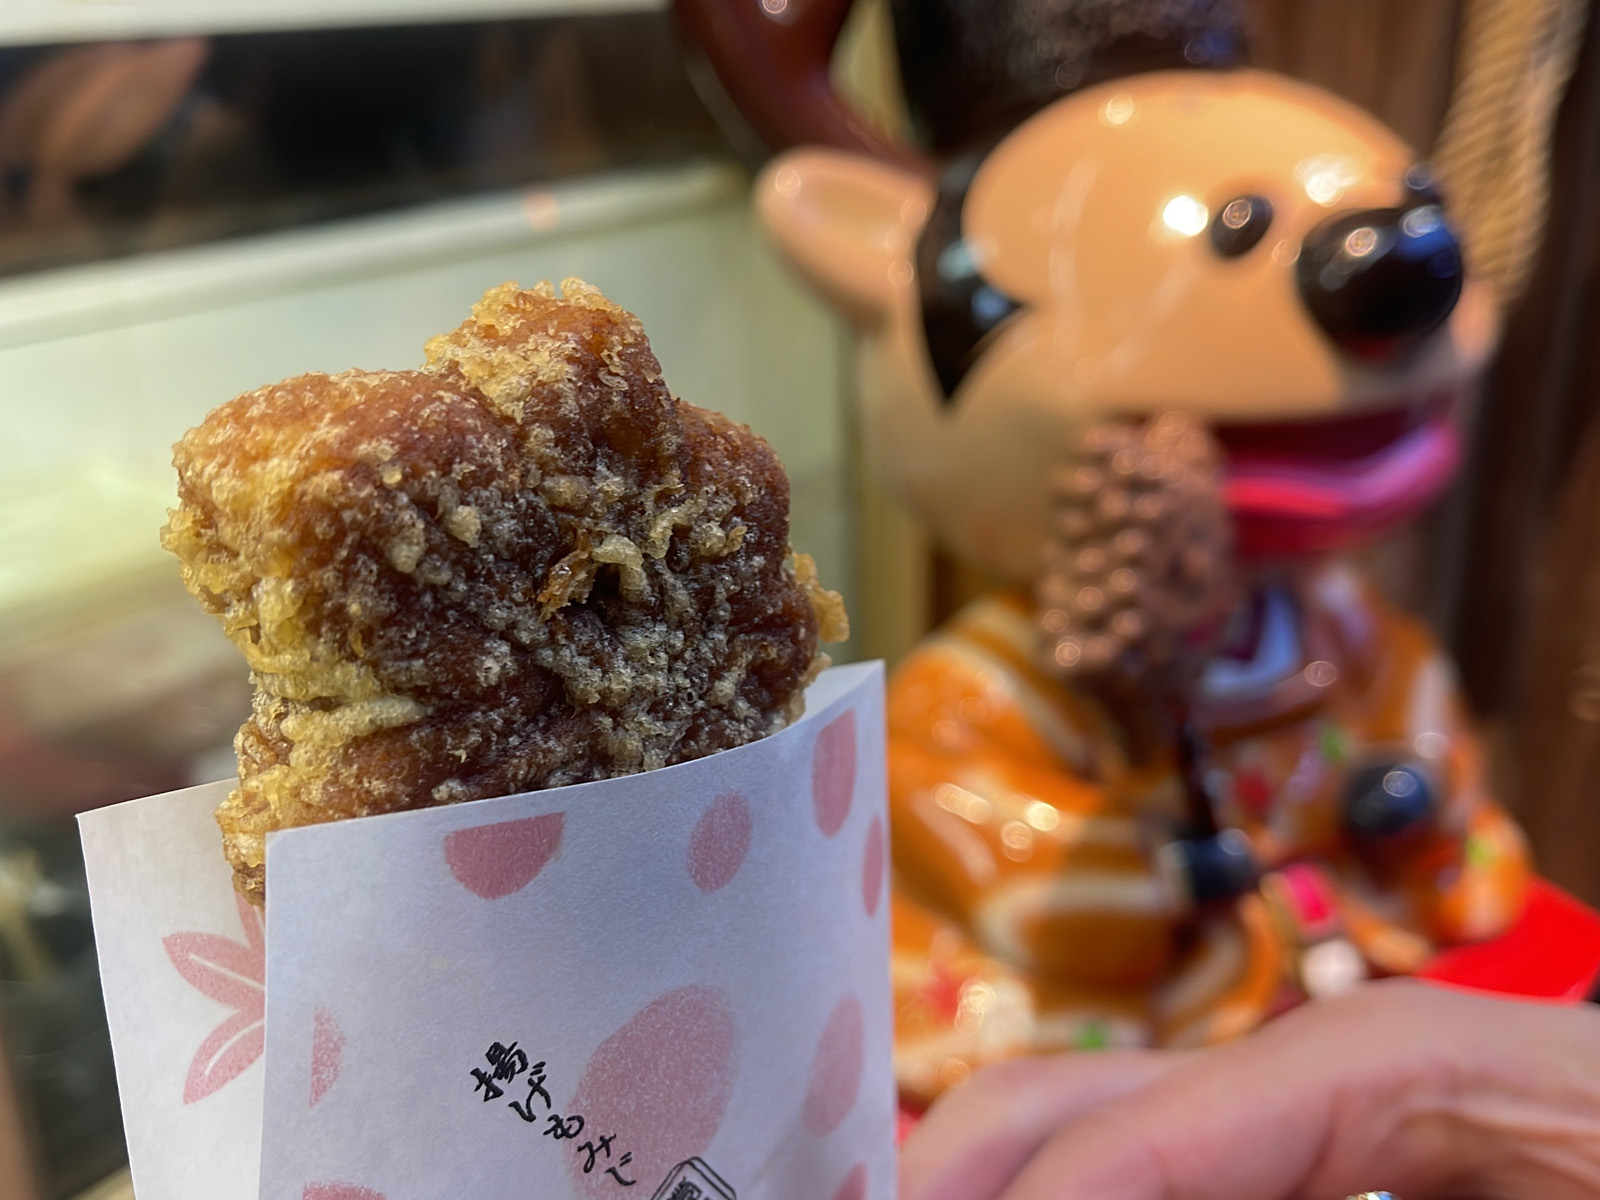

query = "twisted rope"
[[1432, 0, 1590, 310]]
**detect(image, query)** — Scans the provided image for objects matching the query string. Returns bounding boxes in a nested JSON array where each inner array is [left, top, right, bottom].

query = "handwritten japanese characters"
[[470, 1041, 636, 1187]]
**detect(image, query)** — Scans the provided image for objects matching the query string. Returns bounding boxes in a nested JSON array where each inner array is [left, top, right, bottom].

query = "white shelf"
[[0, 162, 743, 349], [0, 0, 661, 47], [0, 160, 858, 651]]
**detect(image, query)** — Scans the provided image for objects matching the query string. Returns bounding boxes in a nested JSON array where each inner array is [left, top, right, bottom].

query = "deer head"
[[677, 0, 1493, 579]]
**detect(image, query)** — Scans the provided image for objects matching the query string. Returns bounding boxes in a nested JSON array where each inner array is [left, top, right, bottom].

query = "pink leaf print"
[[186, 1010, 266, 1106], [803, 993, 865, 1136], [445, 814, 565, 899], [831, 1163, 868, 1200], [568, 985, 738, 1198], [688, 793, 753, 894], [862, 815, 886, 917], [310, 1006, 345, 1109], [304, 1185, 386, 1200], [813, 711, 857, 837], [164, 892, 265, 1105]]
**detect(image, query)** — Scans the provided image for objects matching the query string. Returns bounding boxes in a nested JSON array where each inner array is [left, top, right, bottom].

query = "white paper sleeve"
[[81, 662, 893, 1200]]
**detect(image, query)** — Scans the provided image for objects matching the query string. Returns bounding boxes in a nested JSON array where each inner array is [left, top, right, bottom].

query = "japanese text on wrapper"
[[470, 1040, 636, 1186]]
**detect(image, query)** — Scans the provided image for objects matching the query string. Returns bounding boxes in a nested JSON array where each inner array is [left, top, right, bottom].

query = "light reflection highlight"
[[1161, 194, 1209, 237], [1100, 94, 1136, 126], [1402, 206, 1443, 237], [1343, 227, 1378, 258], [1296, 155, 1362, 207]]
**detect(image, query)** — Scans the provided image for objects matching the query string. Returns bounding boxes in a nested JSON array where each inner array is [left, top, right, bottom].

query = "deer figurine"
[[676, 0, 1532, 1106]]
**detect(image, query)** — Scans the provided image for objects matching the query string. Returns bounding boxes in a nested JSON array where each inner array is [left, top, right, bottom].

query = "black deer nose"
[[1296, 201, 1464, 358]]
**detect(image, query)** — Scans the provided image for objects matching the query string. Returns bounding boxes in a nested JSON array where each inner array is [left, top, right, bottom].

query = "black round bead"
[[1342, 761, 1437, 842], [1173, 829, 1260, 905], [1210, 194, 1273, 257]]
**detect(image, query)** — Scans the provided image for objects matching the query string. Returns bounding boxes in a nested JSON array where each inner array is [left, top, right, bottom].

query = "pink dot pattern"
[[443, 813, 564, 899], [568, 985, 739, 1198], [812, 711, 857, 838], [830, 1163, 868, 1200], [309, 1006, 344, 1109], [803, 992, 865, 1136], [688, 793, 753, 893], [862, 816, 886, 918], [302, 1185, 384, 1200]]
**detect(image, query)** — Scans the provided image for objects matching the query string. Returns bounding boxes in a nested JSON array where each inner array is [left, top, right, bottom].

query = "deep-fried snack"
[[164, 279, 846, 903]]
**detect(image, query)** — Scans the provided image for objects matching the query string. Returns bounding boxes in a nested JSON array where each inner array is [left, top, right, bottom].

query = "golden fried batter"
[[164, 279, 845, 903]]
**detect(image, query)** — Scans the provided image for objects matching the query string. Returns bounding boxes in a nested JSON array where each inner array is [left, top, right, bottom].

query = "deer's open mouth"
[[1211, 388, 1459, 559]]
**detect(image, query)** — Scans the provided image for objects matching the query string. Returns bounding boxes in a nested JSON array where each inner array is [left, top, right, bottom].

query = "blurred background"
[[0, 0, 1595, 1196]]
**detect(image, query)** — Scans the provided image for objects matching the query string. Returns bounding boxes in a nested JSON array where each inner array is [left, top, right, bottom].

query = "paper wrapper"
[[79, 663, 892, 1200]]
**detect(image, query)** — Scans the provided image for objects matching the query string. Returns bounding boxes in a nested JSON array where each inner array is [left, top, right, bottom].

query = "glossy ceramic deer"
[[677, 0, 1529, 1105]]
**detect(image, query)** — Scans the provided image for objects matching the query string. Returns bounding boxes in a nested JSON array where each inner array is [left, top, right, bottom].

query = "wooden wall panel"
[[1250, 0, 1462, 151], [1466, 8, 1600, 902]]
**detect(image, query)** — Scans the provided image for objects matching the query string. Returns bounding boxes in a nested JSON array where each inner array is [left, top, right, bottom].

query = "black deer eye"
[[917, 153, 1024, 405], [1209, 194, 1273, 257]]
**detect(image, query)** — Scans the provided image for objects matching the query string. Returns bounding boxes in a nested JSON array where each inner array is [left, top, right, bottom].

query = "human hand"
[[901, 980, 1600, 1200]]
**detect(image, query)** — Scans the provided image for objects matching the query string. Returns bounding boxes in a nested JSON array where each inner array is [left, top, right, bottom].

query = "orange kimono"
[[888, 565, 1528, 1105]]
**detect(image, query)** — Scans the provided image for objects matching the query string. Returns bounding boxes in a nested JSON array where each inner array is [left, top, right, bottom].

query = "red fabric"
[[1418, 878, 1600, 1002]]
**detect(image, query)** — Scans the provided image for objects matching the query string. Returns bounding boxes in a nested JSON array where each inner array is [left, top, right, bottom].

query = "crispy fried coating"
[[164, 279, 845, 903]]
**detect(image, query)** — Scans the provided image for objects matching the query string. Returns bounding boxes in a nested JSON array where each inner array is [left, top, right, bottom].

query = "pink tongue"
[[1223, 415, 1460, 559]]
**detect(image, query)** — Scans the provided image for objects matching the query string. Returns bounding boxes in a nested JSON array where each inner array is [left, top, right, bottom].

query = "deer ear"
[[756, 149, 932, 328]]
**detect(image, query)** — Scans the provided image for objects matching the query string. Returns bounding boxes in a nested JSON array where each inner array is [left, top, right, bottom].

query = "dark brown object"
[[887, 0, 1245, 152], [164, 280, 845, 904], [675, 0, 1246, 163], [673, 0, 924, 169]]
